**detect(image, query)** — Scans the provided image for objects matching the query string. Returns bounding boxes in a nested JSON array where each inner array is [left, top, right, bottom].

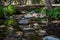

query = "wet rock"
[[0, 25, 6, 28], [39, 30, 46, 35], [19, 18, 29, 25], [24, 15, 33, 19], [33, 23, 38, 29], [23, 28, 34, 32]]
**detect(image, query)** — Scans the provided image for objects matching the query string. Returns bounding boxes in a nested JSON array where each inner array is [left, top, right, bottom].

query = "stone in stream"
[[23, 28, 34, 32], [8, 27, 14, 31], [32, 13, 38, 17], [43, 36, 60, 40], [24, 15, 33, 19], [33, 23, 38, 29], [21, 11, 26, 14], [39, 30, 46, 35], [23, 28, 35, 37], [41, 21, 47, 27], [0, 25, 6, 28], [5, 16, 13, 19], [19, 18, 29, 25]]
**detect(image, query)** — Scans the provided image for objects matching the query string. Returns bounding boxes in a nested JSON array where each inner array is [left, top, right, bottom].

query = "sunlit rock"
[[0, 25, 6, 28], [33, 23, 38, 29], [24, 14, 33, 19]]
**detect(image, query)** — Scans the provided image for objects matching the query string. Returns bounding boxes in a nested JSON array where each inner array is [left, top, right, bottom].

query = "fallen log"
[[15, 4, 60, 10], [15, 4, 45, 10]]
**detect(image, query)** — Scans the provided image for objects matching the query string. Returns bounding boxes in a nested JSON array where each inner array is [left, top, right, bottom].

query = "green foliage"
[[46, 7, 60, 20], [31, 18, 41, 21], [54, 7, 60, 12], [31, 0, 44, 4], [0, 6, 5, 18], [26, 7, 60, 20], [54, 7, 60, 20], [46, 9, 55, 20], [0, 5, 15, 18], [7, 5, 15, 15], [26, 8, 43, 13], [33, 7, 46, 13], [41, 7, 47, 14], [40, 0, 44, 4], [33, 8, 43, 13], [5, 19, 16, 26]]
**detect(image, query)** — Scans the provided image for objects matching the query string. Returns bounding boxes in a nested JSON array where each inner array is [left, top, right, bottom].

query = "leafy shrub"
[[7, 5, 15, 15], [0, 4, 15, 18], [0, 6, 5, 18], [47, 7, 60, 20], [5, 19, 16, 26], [26, 8, 43, 13], [33, 8, 43, 13]]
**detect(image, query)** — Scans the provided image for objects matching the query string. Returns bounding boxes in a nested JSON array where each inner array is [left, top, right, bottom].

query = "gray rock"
[[24, 15, 33, 19], [23, 28, 34, 32], [0, 25, 6, 28], [19, 19, 29, 25]]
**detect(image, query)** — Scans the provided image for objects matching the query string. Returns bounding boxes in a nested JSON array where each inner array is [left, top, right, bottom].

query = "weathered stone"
[[24, 15, 33, 19], [19, 19, 29, 25], [0, 25, 6, 28]]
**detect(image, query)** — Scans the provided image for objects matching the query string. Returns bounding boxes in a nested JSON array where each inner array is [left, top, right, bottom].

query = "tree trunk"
[[45, 0, 52, 9]]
